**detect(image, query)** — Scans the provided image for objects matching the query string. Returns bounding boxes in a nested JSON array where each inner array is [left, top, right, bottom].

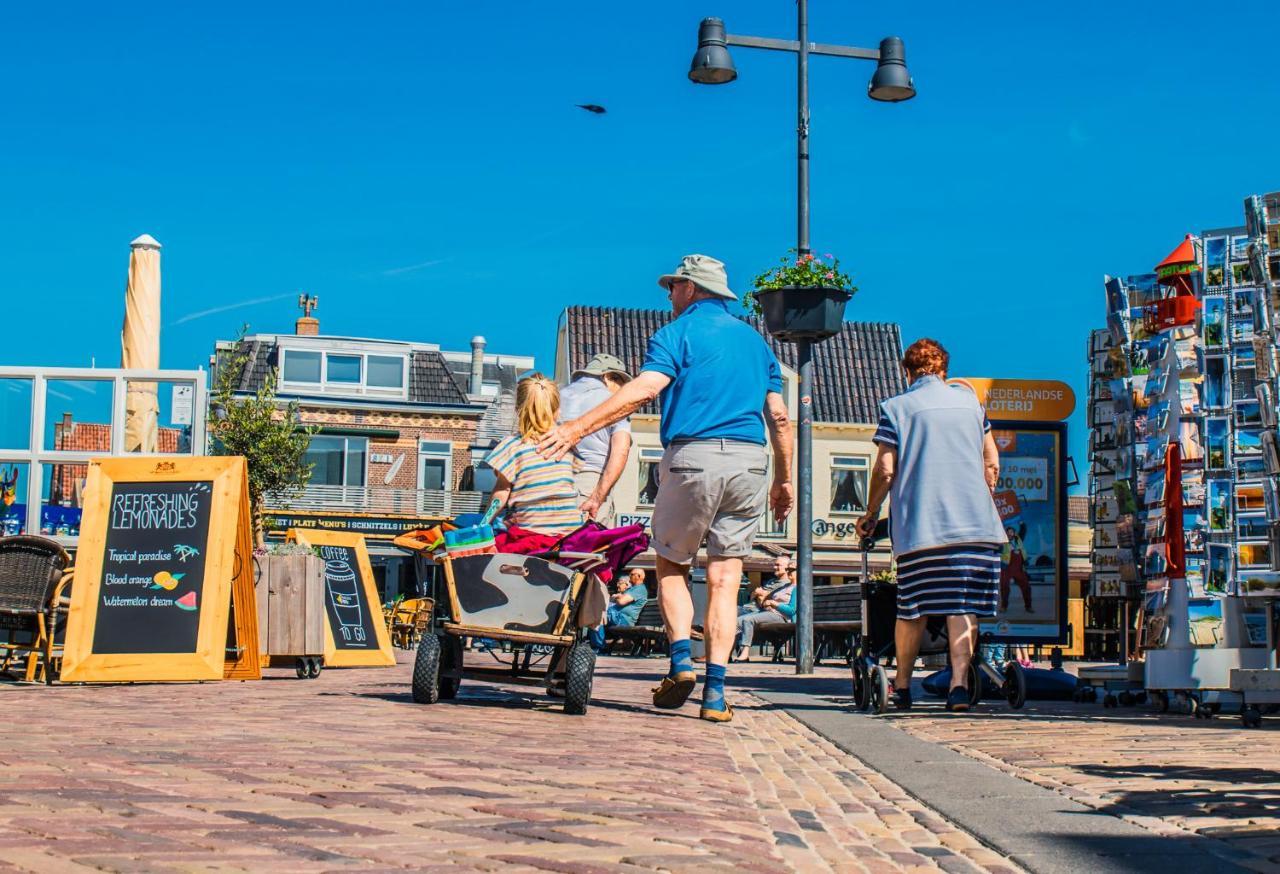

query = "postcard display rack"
[[1088, 193, 1280, 718]]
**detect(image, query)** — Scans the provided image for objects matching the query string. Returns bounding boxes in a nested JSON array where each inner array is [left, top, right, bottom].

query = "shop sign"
[[618, 513, 652, 528], [263, 510, 445, 540], [948, 377, 1076, 421], [811, 518, 864, 539]]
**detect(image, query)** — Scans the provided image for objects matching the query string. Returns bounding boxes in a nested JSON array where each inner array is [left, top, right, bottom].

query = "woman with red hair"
[[856, 339, 1006, 713]]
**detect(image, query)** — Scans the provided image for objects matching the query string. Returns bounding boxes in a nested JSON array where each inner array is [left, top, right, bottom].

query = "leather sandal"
[[699, 702, 734, 723], [652, 671, 697, 709]]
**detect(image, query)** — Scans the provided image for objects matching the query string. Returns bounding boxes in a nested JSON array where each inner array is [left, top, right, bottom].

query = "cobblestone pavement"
[[733, 659, 1280, 872], [0, 653, 1019, 873]]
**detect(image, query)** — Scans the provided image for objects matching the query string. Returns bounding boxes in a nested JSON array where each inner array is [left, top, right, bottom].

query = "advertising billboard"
[[983, 420, 1068, 645]]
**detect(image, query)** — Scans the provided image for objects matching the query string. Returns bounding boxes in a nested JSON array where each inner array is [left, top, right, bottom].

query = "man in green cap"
[[558, 353, 633, 527]]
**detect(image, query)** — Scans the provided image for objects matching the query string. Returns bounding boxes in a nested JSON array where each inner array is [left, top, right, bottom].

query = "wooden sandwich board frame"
[[61, 457, 261, 683], [286, 529, 396, 667]]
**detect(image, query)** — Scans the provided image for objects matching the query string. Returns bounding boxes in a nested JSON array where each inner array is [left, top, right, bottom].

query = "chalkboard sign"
[[317, 544, 379, 650], [61, 457, 260, 683], [287, 529, 395, 667], [91, 480, 212, 654]]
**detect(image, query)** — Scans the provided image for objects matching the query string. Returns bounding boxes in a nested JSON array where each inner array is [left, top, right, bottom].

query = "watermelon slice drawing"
[[175, 591, 198, 612]]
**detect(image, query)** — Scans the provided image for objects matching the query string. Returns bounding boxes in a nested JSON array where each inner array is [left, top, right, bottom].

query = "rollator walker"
[[848, 519, 1028, 713]]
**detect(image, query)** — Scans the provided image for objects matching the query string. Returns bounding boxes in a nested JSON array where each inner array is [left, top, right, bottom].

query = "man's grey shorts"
[[651, 439, 769, 565]]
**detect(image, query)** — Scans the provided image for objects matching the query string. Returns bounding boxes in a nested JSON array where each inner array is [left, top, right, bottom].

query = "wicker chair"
[[0, 535, 74, 683]]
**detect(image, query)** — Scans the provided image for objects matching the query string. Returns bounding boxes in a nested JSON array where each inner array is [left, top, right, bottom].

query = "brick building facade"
[[212, 313, 531, 599]]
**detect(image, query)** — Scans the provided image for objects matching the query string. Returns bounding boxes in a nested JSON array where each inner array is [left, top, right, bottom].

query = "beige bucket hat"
[[657, 253, 736, 300], [573, 353, 632, 383]]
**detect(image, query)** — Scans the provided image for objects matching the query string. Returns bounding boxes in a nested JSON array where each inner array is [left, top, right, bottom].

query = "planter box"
[[254, 554, 326, 661], [757, 285, 852, 342]]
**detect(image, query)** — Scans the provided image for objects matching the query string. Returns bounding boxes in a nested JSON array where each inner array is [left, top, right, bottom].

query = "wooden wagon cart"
[[411, 550, 608, 715]]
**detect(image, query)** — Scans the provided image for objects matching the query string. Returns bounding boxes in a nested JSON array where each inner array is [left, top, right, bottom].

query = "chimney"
[[469, 336, 486, 396], [296, 293, 319, 336]]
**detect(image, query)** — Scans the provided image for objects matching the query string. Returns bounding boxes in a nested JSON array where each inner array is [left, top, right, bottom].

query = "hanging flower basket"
[[747, 249, 856, 343]]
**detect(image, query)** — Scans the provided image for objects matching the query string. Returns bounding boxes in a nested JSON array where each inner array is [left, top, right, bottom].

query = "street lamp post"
[[689, 3, 915, 674]]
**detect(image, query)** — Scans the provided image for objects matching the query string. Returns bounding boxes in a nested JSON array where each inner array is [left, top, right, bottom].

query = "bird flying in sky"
[[576, 104, 606, 114]]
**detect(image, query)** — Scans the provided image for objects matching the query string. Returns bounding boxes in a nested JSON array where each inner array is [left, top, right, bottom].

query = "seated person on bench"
[[734, 561, 796, 661], [485, 374, 586, 540], [589, 568, 649, 652], [739, 555, 794, 616]]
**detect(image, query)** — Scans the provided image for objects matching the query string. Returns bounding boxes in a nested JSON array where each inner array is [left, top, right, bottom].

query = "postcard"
[[1206, 543, 1232, 594], [1185, 557, 1205, 596], [1238, 540, 1271, 569], [1236, 427, 1263, 456], [1181, 470, 1205, 506], [1205, 237, 1227, 287], [1114, 481, 1137, 515], [1207, 479, 1232, 531], [1202, 296, 1226, 346], [1187, 599, 1224, 648], [1092, 573, 1122, 597], [1239, 570, 1280, 597], [1244, 611, 1269, 646]]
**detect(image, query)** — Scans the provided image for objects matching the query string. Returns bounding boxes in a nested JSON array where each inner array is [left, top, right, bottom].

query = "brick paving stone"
[[0, 655, 1018, 873], [736, 659, 1280, 872]]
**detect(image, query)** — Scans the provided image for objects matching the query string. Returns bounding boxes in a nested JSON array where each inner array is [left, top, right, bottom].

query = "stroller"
[[849, 519, 1028, 713], [397, 521, 648, 716]]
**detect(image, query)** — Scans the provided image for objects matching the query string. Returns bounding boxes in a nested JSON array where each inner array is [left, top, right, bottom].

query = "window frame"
[[828, 454, 870, 516], [305, 434, 369, 488], [279, 346, 409, 399], [636, 447, 664, 508], [418, 440, 453, 492]]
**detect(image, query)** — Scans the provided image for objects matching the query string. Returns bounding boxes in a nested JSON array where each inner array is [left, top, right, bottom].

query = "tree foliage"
[[210, 332, 316, 539]]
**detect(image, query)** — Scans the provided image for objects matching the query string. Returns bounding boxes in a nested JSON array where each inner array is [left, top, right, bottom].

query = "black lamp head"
[[689, 17, 737, 85], [868, 36, 915, 102]]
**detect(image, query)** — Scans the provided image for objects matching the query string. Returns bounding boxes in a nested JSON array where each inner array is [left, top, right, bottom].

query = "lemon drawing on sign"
[[150, 571, 185, 591]]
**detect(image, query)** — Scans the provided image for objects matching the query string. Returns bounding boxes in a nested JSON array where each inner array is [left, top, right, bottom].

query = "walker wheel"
[[869, 665, 891, 715], [1004, 661, 1027, 709], [1118, 691, 1134, 707], [1152, 690, 1169, 713], [851, 660, 871, 711], [966, 662, 983, 709], [1103, 694, 1118, 708], [1243, 707, 1263, 729]]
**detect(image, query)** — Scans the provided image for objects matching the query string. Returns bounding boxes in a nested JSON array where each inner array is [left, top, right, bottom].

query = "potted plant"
[[746, 249, 857, 342]]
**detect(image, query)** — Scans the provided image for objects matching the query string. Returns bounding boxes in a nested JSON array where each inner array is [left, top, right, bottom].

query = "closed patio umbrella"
[[122, 234, 162, 453]]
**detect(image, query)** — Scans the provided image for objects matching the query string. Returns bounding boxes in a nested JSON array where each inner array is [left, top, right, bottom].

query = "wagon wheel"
[[438, 633, 462, 700], [307, 657, 322, 678], [563, 641, 596, 715], [1004, 661, 1027, 709], [412, 634, 442, 704], [295, 658, 309, 679]]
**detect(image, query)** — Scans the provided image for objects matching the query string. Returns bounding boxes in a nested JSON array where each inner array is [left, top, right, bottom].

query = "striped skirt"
[[896, 543, 1002, 620]]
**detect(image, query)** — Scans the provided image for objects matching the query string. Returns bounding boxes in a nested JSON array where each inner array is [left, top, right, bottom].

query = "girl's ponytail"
[[516, 373, 560, 441]]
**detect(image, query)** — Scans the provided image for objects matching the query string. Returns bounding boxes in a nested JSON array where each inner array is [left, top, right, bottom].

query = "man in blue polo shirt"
[[538, 254, 794, 723]]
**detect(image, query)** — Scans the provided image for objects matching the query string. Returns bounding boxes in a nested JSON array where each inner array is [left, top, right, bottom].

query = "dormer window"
[[280, 347, 408, 398]]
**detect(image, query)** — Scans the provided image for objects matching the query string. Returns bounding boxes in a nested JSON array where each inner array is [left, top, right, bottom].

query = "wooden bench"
[[751, 583, 862, 664], [603, 600, 705, 656], [605, 601, 668, 656]]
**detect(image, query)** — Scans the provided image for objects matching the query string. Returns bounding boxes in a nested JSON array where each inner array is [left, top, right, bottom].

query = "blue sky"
[[2, 1, 1279, 472]]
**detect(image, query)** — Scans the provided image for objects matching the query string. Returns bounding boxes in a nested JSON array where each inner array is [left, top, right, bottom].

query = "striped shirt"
[[484, 435, 584, 535]]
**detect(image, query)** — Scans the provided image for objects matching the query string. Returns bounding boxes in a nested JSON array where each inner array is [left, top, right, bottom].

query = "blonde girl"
[[484, 374, 585, 535]]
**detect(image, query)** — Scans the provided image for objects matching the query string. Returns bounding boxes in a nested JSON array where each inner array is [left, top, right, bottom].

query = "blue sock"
[[703, 663, 727, 711], [668, 639, 693, 678]]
